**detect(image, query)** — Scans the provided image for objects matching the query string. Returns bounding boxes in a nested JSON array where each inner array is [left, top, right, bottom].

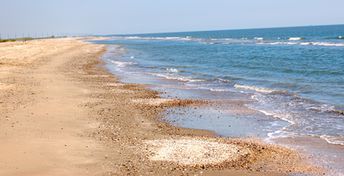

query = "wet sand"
[[0, 38, 322, 175], [274, 136, 344, 175]]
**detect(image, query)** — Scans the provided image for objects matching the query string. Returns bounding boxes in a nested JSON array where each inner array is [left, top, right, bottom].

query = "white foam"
[[252, 107, 296, 125], [309, 42, 344, 47], [306, 104, 336, 113], [262, 41, 344, 47], [113, 36, 344, 48], [110, 60, 135, 68], [234, 84, 276, 94], [249, 94, 296, 125], [254, 37, 264, 41], [258, 41, 299, 46], [216, 78, 231, 83], [116, 36, 195, 42], [151, 73, 203, 82], [125, 36, 141, 39], [300, 42, 311, 45], [288, 37, 303, 41], [166, 68, 179, 73], [320, 135, 344, 146], [209, 88, 231, 92], [266, 129, 296, 139]]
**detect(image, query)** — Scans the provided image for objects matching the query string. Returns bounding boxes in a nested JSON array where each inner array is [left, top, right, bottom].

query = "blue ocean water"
[[96, 25, 344, 145], [95, 25, 344, 174]]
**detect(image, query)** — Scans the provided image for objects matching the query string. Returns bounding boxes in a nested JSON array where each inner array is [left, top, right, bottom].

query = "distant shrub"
[[0, 39, 16, 43], [0, 37, 33, 43]]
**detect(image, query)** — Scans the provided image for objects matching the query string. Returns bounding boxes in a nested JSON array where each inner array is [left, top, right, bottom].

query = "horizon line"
[[104, 23, 344, 36]]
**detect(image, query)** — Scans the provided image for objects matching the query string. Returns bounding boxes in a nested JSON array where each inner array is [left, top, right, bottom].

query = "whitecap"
[[258, 41, 299, 46], [310, 42, 344, 47], [288, 37, 303, 41], [216, 78, 231, 83], [118, 36, 197, 42], [262, 41, 344, 47], [254, 37, 264, 41], [166, 68, 179, 73]]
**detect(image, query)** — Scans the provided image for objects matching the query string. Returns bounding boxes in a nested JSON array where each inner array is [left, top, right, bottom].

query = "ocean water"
[[95, 24, 344, 174]]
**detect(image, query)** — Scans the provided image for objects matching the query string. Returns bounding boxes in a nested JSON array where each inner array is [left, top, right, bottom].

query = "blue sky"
[[1, 0, 344, 36]]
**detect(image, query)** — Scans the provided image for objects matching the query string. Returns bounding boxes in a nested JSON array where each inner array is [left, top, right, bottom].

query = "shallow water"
[[95, 24, 344, 175]]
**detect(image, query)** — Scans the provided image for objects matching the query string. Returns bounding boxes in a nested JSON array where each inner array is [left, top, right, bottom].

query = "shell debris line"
[[132, 98, 175, 106], [132, 98, 205, 107], [144, 138, 249, 165]]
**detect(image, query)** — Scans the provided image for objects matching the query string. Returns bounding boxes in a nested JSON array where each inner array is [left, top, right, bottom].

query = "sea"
[[94, 24, 344, 175]]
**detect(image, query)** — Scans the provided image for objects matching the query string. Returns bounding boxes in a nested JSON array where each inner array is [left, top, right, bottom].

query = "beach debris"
[[132, 98, 175, 106], [144, 138, 248, 165], [132, 98, 207, 107]]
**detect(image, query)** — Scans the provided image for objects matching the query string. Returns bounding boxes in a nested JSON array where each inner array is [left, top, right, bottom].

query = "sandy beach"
[[0, 38, 323, 176]]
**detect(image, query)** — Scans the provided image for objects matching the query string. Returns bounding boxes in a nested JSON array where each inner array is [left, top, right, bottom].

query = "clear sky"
[[1, 0, 344, 36]]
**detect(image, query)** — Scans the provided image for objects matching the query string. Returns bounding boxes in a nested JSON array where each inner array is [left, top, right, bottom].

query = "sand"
[[144, 138, 249, 165], [0, 38, 323, 176]]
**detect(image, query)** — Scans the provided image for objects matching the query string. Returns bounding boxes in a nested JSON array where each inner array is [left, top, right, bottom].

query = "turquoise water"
[[96, 25, 344, 174]]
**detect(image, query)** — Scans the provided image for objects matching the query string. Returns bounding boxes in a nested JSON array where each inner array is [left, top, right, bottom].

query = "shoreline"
[[0, 38, 322, 175], [92, 41, 323, 175], [99, 38, 344, 175]]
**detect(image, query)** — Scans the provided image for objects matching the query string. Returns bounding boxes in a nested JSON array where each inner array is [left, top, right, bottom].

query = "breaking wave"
[[288, 37, 304, 41], [262, 41, 344, 47], [151, 73, 204, 82], [110, 60, 136, 68], [320, 135, 344, 146], [112, 36, 344, 48], [234, 84, 282, 94], [166, 68, 179, 73]]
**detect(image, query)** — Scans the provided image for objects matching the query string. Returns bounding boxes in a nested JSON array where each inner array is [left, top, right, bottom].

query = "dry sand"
[[0, 38, 323, 176]]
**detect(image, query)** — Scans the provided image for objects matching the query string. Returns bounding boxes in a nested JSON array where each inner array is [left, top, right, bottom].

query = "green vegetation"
[[0, 37, 34, 43], [0, 36, 62, 43], [0, 39, 16, 43]]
